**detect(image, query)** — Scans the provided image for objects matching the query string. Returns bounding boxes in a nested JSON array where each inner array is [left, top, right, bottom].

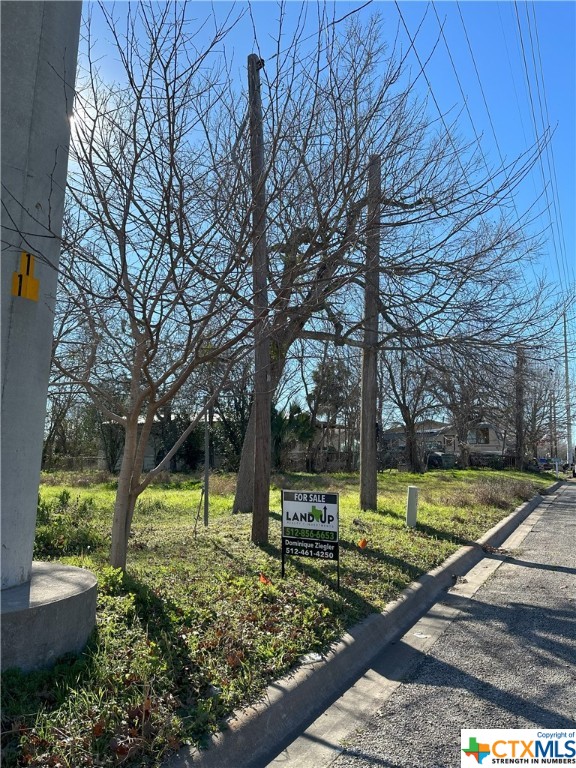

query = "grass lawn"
[[1, 468, 557, 767]]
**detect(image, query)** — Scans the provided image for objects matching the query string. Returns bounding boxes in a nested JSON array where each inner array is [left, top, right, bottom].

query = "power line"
[[522, 2, 566, 288], [528, 0, 573, 294], [452, 0, 537, 295], [431, 2, 492, 182], [394, 1, 474, 193], [512, 0, 567, 295]]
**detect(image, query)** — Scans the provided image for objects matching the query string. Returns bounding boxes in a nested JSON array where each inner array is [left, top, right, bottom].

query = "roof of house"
[[381, 420, 450, 436]]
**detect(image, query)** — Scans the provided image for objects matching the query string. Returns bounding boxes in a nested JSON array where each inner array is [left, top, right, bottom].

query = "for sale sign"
[[281, 491, 339, 581]]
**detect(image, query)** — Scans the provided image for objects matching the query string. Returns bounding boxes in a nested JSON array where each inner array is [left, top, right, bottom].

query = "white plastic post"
[[406, 485, 419, 528]]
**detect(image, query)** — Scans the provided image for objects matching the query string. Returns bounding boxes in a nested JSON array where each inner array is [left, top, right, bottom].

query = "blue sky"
[[85, 0, 575, 377], [87, 1, 575, 291], [227, 0, 576, 294]]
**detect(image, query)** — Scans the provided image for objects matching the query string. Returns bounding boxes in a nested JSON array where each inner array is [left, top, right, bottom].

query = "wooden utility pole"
[[548, 367, 555, 458], [563, 311, 573, 464], [360, 155, 381, 510], [514, 345, 525, 470], [248, 54, 271, 543]]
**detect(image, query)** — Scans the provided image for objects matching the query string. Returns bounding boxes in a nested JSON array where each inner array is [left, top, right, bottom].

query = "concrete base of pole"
[[1, 562, 97, 672]]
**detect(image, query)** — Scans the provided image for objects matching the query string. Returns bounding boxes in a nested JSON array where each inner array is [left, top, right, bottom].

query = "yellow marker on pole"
[[11, 252, 39, 301]]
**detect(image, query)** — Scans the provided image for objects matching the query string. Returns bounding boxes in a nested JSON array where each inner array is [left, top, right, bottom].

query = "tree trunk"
[[233, 406, 256, 513], [305, 435, 318, 473], [233, 357, 283, 514], [405, 423, 424, 474], [109, 419, 139, 570]]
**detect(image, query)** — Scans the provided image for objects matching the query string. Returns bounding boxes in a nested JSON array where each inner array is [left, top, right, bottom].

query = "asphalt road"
[[270, 481, 576, 768]]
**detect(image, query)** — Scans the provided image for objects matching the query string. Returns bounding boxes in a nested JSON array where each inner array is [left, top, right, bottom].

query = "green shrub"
[[34, 491, 104, 558], [97, 566, 125, 596]]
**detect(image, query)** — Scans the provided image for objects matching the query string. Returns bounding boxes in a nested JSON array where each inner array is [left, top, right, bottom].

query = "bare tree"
[[380, 347, 438, 472], [43, 386, 98, 469], [51, 3, 558, 564], [427, 349, 493, 468], [496, 356, 566, 460], [53, 3, 260, 570], [228, 14, 399, 511], [279, 339, 360, 472], [227, 8, 552, 511], [523, 368, 554, 459]]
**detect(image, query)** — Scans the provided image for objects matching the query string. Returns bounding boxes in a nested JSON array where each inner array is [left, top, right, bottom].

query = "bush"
[[471, 477, 533, 509], [34, 491, 105, 558]]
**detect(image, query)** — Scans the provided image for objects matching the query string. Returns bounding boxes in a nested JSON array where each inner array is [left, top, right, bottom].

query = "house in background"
[[379, 420, 448, 469], [283, 419, 359, 472], [379, 420, 516, 469], [440, 422, 516, 467], [97, 413, 210, 473]]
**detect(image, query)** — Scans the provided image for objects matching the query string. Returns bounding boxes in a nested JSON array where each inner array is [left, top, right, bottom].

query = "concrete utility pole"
[[360, 155, 381, 511], [1, 1, 97, 671], [248, 54, 271, 543]]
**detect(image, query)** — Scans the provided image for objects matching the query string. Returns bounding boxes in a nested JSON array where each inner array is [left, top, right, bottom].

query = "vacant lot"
[[1, 469, 555, 767]]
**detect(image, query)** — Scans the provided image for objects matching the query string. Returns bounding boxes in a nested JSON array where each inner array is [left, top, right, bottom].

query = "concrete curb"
[[166, 482, 564, 768]]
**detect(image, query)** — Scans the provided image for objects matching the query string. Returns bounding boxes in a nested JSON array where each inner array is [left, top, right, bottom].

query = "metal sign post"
[[281, 490, 340, 591]]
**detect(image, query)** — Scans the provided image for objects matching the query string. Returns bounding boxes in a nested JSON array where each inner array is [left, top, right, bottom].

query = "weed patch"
[[34, 490, 105, 559]]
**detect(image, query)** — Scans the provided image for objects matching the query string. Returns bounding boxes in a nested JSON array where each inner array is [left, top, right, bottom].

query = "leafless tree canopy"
[[50, 2, 560, 565], [55, 3, 258, 568]]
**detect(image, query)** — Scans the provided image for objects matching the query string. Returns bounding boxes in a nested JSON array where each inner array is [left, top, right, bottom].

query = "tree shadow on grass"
[[409, 521, 475, 548], [1, 572, 222, 768], [256, 539, 425, 624], [1, 646, 99, 756]]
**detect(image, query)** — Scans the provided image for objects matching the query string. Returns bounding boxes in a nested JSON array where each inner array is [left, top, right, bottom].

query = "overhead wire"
[[457, 0, 572, 313], [512, 0, 566, 296], [393, 1, 477, 196], [396, 0, 574, 376], [431, 2, 492, 182], [432, 0, 542, 307], [516, 1, 575, 393], [454, 0, 541, 291], [528, 1, 573, 294], [247, 0, 374, 65], [523, 2, 566, 290], [454, 2, 506, 171], [408, 0, 545, 296], [523, 1, 575, 420]]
